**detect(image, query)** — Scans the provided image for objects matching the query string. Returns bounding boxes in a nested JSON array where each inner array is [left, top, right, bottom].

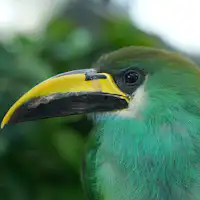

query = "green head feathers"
[[94, 46, 200, 120]]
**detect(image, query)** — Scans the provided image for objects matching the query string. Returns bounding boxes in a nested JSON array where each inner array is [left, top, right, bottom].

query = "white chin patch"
[[88, 111, 119, 123], [117, 84, 146, 119], [88, 84, 146, 122]]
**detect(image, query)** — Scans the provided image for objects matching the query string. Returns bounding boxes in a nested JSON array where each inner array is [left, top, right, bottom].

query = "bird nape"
[[2, 46, 200, 200]]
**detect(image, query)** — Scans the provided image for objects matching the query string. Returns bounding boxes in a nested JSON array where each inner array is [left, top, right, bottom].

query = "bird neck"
[[94, 109, 200, 199]]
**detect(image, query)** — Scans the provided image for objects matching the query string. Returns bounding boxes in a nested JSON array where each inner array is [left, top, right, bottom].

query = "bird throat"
[[93, 111, 200, 200]]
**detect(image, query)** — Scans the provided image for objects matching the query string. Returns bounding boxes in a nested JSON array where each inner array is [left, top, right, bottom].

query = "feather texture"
[[83, 79, 200, 200], [82, 46, 200, 200], [85, 111, 200, 200]]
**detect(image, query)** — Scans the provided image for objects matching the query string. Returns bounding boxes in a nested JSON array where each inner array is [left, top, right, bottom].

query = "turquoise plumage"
[[82, 47, 200, 200]]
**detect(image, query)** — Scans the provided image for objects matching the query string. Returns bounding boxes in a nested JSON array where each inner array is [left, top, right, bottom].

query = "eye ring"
[[123, 69, 140, 86]]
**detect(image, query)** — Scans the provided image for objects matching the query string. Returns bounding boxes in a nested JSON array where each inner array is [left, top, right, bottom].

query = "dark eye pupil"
[[125, 71, 139, 84]]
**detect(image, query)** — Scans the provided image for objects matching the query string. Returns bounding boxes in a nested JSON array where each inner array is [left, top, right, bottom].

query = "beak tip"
[[1, 125, 4, 130], [1, 119, 7, 129]]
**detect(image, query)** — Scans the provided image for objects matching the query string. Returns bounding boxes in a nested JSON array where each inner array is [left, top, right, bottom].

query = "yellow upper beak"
[[1, 69, 129, 129]]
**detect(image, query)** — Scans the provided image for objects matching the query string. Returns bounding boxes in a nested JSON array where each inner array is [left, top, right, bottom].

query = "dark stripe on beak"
[[8, 92, 128, 124]]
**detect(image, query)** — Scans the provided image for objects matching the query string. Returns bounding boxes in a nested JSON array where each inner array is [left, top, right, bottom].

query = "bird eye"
[[123, 70, 140, 85], [112, 68, 146, 95]]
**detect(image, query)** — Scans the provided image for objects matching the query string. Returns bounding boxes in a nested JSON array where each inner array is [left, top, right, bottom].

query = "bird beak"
[[1, 69, 129, 128]]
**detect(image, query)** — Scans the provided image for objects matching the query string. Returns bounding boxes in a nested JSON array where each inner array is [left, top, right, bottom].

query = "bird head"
[[2, 46, 200, 128]]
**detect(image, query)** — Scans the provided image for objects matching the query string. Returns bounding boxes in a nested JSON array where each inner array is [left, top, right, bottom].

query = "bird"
[[2, 46, 200, 200]]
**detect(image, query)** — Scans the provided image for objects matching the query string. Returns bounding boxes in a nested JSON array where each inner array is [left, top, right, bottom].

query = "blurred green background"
[[0, 0, 168, 199]]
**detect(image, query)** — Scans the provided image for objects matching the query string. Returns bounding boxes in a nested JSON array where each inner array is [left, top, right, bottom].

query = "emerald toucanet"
[[2, 46, 200, 200]]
